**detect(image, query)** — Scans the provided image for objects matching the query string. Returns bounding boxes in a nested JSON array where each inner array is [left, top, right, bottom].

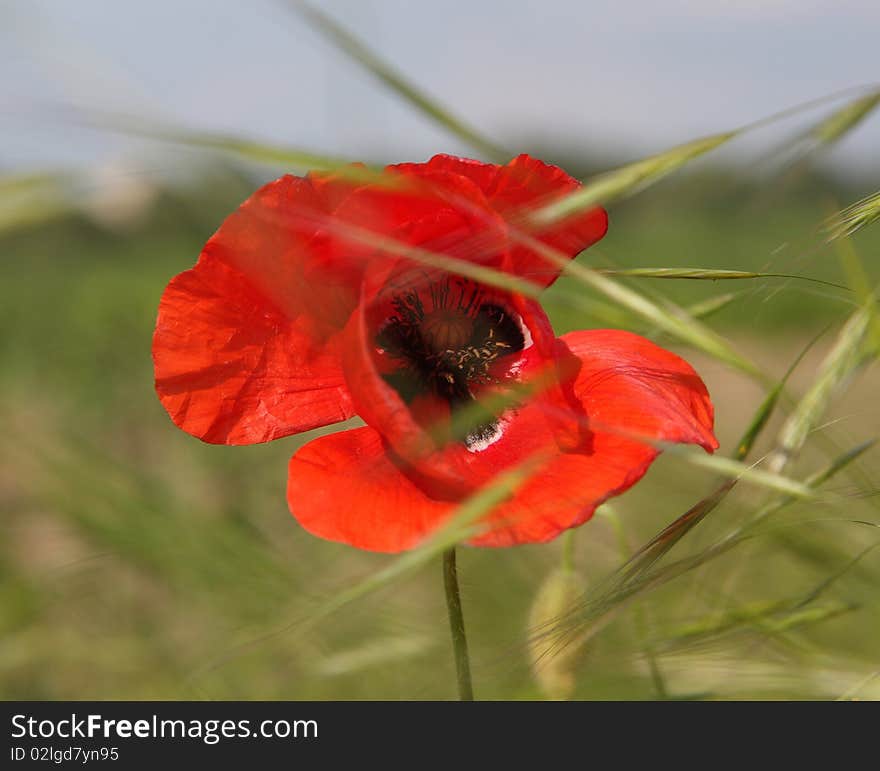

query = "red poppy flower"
[[153, 154, 718, 553]]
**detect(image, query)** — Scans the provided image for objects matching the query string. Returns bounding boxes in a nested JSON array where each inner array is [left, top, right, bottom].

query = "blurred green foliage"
[[1, 159, 878, 699]]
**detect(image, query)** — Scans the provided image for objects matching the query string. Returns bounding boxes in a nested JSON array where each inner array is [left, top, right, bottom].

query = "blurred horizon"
[[3, 0, 879, 181]]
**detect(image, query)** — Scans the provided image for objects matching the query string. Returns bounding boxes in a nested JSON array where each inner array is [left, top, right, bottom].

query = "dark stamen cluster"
[[376, 278, 526, 448]]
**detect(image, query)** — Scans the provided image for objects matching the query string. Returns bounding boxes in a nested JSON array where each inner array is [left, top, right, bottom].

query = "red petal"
[[468, 329, 718, 546], [489, 155, 608, 288], [287, 426, 453, 553], [392, 155, 499, 195], [288, 331, 717, 551], [153, 174, 362, 444], [394, 154, 607, 288], [333, 165, 509, 269], [469, 437, 658, 547], [559, 329, 718, 452]]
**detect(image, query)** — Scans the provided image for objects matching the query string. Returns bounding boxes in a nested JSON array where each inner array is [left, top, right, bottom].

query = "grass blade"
[[289, 1, 508, 162], [610, 333, 816, 586], [0, 172, 72, 234], [250, 201, 765, 379], [532, 87, 880, 225], [635, 439, 878, 600], [549, 249, 763, 376], [825, 190, 880, 241], [89, 112, 367, 173], [768, 303, 874, 474], [613, 347, 800, 582], [684, 292, 740, 321], [299, 460, 537, 625], [653, 600, 856, 654], [771, 91, 880, 169], [598, 267, 848, 291], [193, 456, 541, 677], [831, 233, 880, 352], [532, 132, 736, 223], [543, 438, 876, 655], [736, 330, 825, 461], [810, 90, 880, 145]]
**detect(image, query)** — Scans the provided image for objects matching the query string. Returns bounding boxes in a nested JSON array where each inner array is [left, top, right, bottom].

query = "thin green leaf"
[[149, 132, 357, 172], [0, 170, 70, 195], [736, 329, 825, 461], [635, 440, 878, 598], [547, 292, 634, 328], [191, 456, 540, 678], [284, 206, 763, 378], [768, 303, 873, 474], [609, 334, 813, 586], [825, 190, 880, 241], [532, 132, 736, 224], [804, 438, 879, 489], [832, 233, 880, 351], [598, 267, 848, 291], [684, 292, 740, 321], [524, 236, 764, 376], [0, 172, 71, 234], [290, 0, 508, 162], [618, 483, 736, 585], [537, 254, 763, 378], [645, 292, 741, 341], [297, 460, 535, 624], [665, 447, 818, 500], [792, 542, 880, 610], [319, 218, 544, 299], [224, 455, 538, 656], [771, 90, 880, 170], [549, 440, 876, 648], [551, 290, 739, 340], [532, 88, 880, 225], [767, 603, 858, 634], [91, 112, 370, 174], [652, 600, 856, 654], [811, 91, 880, 144]]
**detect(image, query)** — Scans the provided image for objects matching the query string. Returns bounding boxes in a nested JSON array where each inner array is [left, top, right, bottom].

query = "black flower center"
[[375, 277, 526, 449]]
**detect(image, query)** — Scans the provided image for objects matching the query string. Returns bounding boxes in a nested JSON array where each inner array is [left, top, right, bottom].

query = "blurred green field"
[[2, 158, 878, 700]]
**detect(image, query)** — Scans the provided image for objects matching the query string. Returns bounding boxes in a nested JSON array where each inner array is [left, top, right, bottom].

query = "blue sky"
[[2, 0, 878, 177]]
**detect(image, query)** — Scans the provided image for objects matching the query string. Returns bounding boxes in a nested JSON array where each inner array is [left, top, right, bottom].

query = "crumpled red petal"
[[287, 426, 453, 553], [331, 166, 509, 269], [287, 328, 718, 551], [155, 156, 712, 553], [469, 329, 718, 545], [393, 154, 608, 288], [153, 173, 363, 444], [558, 328, 718, 453], [286, 419, 657, 553], [490, 154, 609, 288]]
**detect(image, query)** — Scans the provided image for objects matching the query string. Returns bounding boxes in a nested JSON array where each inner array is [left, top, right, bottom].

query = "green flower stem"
[[443, 548, 474, 701]]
